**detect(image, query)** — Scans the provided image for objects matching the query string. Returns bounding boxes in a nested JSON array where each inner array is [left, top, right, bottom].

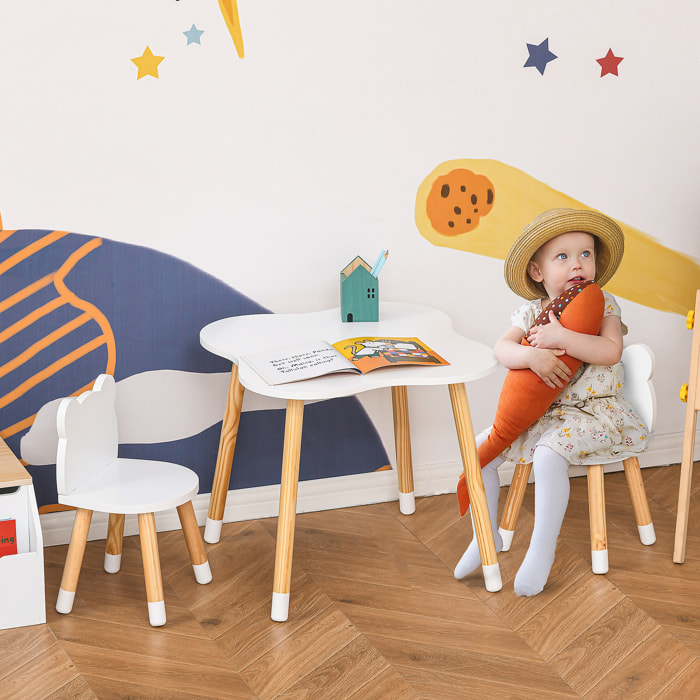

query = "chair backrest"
[[621, 343, 656, 434], [56, 374, 119, 496]]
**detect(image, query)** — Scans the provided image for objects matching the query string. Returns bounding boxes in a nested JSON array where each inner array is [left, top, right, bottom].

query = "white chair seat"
[[59, 458, 200, 514]]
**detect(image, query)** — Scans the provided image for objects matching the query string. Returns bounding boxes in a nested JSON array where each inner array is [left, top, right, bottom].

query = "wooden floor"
[[3, 462, 700, 698]]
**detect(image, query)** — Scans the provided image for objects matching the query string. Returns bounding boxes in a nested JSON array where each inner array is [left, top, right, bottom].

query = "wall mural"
[[415, 158, 699, 316], [0, 220, 389, 511], [523, 37, 623, 77], [132, 0, 244, 80]]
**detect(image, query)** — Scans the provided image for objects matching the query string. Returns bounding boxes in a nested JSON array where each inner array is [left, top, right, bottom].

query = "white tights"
[[453, 432, 570, 597]]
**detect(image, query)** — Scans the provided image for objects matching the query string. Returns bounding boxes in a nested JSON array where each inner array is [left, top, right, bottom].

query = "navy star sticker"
[[524, 38, 558, 75]]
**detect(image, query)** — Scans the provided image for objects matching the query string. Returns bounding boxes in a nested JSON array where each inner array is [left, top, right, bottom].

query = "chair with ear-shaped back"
[[54, 374, 212, 626], [497, 343, 657, 574]]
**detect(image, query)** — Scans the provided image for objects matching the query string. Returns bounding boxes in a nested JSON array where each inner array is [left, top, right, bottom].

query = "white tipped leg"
[[271, 592, 290, 622], [591, 549, 609, 574], [104, 552, 122, 574], [498, 527, 514, 552], [638, 523, 656, 546], [193, 561, 213, 584], [56, 588, 75, 614], [398, 491, 415, 515], [482, 563, 502, 592], [147, 600, 166, 627], [204, 517, 223, 544]]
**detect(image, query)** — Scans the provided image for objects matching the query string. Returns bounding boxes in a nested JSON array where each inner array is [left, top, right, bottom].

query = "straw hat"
[[504, 208, 624, 300]]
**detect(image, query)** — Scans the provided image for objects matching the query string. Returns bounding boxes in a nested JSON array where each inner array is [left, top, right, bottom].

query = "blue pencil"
[[371, 250, 388, 277]]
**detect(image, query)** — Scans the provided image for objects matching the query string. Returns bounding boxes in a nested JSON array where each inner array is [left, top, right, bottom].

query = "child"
[[454, 208, 649, 596]]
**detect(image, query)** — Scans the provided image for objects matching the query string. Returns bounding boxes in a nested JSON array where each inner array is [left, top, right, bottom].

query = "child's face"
[[527, 231, 596, 300]]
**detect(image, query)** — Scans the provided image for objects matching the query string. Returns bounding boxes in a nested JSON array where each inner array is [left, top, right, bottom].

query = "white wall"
[[1, 1, 698, 481]]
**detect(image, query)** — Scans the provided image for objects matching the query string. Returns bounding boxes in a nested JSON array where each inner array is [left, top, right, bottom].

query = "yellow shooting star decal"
[[218, 0, 244, 58], [416, 158, 700, 316]]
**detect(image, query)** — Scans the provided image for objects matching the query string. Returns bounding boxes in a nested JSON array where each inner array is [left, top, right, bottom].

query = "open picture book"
[[242, 337, 449, 385]]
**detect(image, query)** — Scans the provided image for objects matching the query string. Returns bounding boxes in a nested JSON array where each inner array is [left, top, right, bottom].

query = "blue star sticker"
[[524, 38, 557, 75], [184, 24, 205, 45]]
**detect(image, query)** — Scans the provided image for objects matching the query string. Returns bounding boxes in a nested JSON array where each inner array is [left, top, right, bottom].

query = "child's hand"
[[528, 347, 571, 389], [527, 311, 566, 350]]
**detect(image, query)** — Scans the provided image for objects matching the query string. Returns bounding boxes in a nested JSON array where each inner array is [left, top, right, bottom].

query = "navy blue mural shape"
[[0, 228, 389, 507]]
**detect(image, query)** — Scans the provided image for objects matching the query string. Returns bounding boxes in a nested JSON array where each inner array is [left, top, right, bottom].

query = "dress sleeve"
[[510, 300, 539, 333], [602, 290, 628, 335], [603, 291, 621, 318]]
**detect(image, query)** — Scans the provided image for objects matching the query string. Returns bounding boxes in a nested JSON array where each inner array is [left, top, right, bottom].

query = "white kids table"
[[200, 302, 500, 621]]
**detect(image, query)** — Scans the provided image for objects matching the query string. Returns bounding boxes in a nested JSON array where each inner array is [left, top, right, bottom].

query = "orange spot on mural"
[[425, 169, 495, 236]]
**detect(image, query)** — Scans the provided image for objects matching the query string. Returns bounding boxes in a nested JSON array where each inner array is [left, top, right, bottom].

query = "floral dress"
[[500, 291, 650, 466]]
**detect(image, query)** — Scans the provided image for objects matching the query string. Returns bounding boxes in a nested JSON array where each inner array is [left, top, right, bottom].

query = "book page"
[[331, 337, 449, 374], [242, 340, 357, 385]]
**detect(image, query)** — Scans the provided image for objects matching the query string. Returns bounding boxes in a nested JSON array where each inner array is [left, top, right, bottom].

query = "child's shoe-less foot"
[[454, 532, 503, 580], [513, 543, 556, 596]]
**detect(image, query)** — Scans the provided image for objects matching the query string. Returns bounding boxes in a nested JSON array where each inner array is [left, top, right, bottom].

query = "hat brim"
[[504, 208, 624, 300]]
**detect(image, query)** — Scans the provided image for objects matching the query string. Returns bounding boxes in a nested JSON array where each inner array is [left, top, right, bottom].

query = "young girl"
[[454, 208, 649, 596]]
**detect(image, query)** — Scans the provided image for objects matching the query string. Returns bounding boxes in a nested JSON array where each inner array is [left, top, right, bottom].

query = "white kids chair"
[[497, 343, 657, 574], [54, 374, 212, 626]]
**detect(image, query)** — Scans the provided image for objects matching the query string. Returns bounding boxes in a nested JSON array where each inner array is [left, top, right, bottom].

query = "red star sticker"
[[597, 49, 624, 77]]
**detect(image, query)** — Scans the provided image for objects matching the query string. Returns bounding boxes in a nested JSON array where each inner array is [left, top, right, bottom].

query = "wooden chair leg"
[[138, 512, 166, 627], [177, 501, 212, 584], [272, 399, 304, 622], [205, 365, 245, 544], [587, 464, 608, 574], [57, 508, 93, 614], [622, 457, 656, 545], [391, 385, 415, 515], [104, 513, 125, 573], [498, 463, 532, 551]]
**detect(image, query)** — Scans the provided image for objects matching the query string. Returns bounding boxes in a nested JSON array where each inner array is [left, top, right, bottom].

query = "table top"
[[200, 302, 497, 401], [0, 437, 32, 487]]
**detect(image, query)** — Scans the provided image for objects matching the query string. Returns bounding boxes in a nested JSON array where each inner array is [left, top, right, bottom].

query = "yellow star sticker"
[[131, 46, 165, 80]]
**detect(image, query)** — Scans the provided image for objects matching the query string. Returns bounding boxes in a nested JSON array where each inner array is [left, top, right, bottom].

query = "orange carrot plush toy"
[[457, 279, 604, 515]]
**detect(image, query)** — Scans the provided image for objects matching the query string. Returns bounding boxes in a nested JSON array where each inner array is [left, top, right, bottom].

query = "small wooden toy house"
[[340, 256, 378, 322]]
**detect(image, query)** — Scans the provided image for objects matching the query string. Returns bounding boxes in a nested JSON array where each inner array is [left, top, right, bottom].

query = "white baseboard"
[[40, 430, 694, 547]]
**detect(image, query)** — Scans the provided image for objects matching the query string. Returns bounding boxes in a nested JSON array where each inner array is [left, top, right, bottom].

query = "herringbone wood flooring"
[[3, 463, 700, 698]]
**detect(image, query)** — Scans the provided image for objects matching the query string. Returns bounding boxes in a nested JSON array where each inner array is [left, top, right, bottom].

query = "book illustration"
[[334, 337, 448, 374], [242, 337, 449, 386], [0, 519, 17, 558]]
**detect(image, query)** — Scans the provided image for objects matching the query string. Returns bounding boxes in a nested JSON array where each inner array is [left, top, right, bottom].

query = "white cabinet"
[[0, 439, 45, 630]]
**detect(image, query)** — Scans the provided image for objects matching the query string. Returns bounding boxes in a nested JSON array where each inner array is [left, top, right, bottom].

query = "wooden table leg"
[[104, 512, 125, 573], [448, 383, 502, 592], [391, 385, 415, 515], [271, 399, 304, 622], [205, 365, 245, 543]]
